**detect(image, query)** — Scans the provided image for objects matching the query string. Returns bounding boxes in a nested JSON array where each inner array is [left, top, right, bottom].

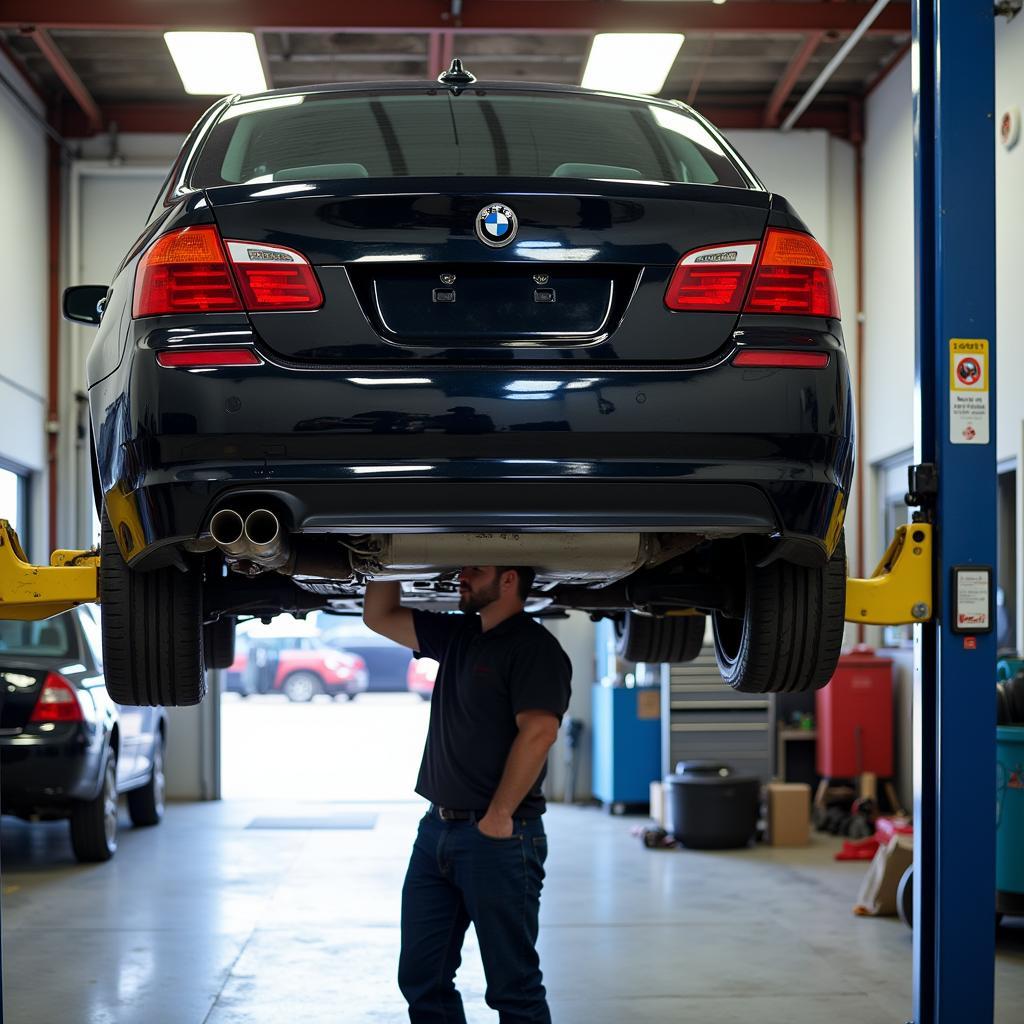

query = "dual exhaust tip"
[[210, 508, 287, 569]]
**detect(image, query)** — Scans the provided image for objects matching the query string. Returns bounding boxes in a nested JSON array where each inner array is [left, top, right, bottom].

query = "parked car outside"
[[225, 617, 367, 701], [68, 72, 853, 707], [322, 619, 412, 693], [0, 607, 166, 863], [407, 656, 439, 702]]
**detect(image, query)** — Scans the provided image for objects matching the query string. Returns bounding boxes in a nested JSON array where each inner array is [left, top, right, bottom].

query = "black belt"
[[432, 805, 483, 822]]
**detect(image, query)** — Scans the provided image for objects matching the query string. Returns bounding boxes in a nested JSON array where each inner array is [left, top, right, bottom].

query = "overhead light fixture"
[[164, 32, 267, 96], [581, 33, 685, 96]]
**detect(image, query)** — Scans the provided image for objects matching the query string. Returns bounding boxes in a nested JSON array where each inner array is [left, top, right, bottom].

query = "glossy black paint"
[[79, 81, 854, 578], [0, 610, 165, 819]]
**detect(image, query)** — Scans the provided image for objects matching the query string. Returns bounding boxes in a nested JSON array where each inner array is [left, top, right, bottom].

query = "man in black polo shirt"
[[364, 566, 572, 1024]]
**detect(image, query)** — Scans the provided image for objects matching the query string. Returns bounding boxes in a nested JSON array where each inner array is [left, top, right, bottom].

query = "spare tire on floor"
[[614, 611, 705, 664]]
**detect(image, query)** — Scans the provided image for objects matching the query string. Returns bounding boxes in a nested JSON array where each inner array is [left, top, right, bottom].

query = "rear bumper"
[[0, 729, 102, 811], [91, 339, 855, 566]]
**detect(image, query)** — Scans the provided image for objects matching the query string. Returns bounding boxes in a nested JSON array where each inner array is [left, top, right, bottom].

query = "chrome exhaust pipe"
[[209, 509, 248, 558], [243, 509, 289, 570]]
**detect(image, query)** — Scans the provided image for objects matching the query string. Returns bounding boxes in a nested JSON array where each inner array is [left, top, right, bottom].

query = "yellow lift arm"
[[0, 518, 933, 626]]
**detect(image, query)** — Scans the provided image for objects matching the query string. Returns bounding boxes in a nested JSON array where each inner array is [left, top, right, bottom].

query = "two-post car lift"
[[0, 1, 1002, 1020]]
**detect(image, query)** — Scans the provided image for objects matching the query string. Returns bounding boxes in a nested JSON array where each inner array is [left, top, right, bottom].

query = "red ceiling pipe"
[[764, 32, 825, 128], [46, 134, 61, 554]]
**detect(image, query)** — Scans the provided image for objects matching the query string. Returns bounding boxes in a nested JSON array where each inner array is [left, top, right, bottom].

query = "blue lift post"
[[912, 1, 997, 1022]]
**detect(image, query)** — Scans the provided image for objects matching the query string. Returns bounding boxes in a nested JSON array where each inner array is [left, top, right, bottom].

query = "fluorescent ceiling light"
[[581, 33, 684, 96], [164, 32, 267, 96]]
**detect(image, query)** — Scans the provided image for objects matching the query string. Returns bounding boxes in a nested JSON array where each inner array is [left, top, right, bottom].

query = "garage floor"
[[3, 799, 1023, 1023]]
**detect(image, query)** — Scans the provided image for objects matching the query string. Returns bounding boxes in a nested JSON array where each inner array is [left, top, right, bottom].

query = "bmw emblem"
[[475, 203, 518, 248]]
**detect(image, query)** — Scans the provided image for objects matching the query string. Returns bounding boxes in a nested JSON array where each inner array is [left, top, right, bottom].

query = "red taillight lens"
[[133, 225, 242, 317], [225, 241, 323, 311], [133, 229, 323, 318], [664, 242, 758, 312], [29, 673, 84, 723], [743, 228, 840, 318], [732, 350, 830, 369]]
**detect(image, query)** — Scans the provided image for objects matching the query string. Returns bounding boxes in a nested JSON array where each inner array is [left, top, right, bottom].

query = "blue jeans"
[[399, 807, 550, 1023]]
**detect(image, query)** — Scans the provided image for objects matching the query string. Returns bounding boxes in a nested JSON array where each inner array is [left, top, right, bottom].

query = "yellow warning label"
[[949, 339, 989, 444]]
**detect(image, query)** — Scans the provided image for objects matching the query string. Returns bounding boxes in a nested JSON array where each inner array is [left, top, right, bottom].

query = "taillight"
[[225, 241, 323, 311], [133, 228, 323, 318], [664, 242, 758, 312], [664, 229, 840, 319], [29, 673, 84, 724], [744, 228, 840, 318], [133, 225, 242, 317]]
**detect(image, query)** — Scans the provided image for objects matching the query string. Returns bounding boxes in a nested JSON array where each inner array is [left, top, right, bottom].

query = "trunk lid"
[[0, 660, 49, 731], [205, 178, 770, 363]]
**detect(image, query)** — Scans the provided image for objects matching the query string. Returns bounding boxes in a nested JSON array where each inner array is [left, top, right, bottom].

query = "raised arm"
[[362, 580, 419, 651]]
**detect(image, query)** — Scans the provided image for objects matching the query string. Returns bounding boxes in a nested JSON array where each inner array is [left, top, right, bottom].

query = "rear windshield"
[[190, 90, 750, 189], [0, 616, 76, 659]]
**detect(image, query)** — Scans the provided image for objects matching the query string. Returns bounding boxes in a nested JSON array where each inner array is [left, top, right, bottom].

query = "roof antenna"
[[438, 58, 475, 96]]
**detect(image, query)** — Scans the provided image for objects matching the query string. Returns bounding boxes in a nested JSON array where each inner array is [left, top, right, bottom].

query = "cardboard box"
[[649, 781, 664, 826], [766, 782, 811, 846]]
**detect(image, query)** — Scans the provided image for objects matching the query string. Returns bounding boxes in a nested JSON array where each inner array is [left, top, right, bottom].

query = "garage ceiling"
[[0, 1, 911, 139]]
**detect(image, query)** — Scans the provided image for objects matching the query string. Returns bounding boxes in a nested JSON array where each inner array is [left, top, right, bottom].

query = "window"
[[0, 616, 75, 658], [0, 463, 28, 545], [191, 91, 750, 189], [78, 606, 104, 667]]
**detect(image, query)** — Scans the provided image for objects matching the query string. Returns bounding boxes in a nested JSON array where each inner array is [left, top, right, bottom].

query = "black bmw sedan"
[[65, 65, 854, 707], [0, 607, 166, 862]]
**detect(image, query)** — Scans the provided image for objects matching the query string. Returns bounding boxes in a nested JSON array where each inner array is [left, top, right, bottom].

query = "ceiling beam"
[[763, 32, 825, 128], [4, 1, 912, 35], [23, 26, 102, 132]]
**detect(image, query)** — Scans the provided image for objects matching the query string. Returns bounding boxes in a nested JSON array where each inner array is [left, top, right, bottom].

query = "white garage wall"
[[0, 55, 50, 560]]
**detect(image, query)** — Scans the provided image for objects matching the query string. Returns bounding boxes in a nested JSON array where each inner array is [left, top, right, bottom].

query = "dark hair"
[[498, 566, 536, 602]]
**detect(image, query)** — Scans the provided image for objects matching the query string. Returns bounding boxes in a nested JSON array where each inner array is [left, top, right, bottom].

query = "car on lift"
[[64, 64, 854, 707], [0, 607, 167, 862]]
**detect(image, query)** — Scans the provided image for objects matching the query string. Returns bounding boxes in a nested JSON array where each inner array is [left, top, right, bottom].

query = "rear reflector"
[[732, 350, 830, 369], [225, 241, 323, 311], [664, 242, 758, 312], [157, 348, 262, 368], [29, 673, 84, 723], [743, 228, 840, 318], [133, 225, 242, 317]]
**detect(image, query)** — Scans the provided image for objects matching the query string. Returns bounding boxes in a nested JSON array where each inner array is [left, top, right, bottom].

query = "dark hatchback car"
[[0, 607, 167, 862], [66, 69, 854, 707]]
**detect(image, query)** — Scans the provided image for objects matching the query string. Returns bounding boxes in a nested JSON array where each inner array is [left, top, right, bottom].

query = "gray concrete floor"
[[2, 797, 1023, 1023]]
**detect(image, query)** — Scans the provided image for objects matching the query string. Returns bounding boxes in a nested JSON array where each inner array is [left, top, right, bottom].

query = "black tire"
[[711, 533, 846, 694], [70, 747, 119, 863], [282, 670, 321, 703], [614, 612, 706, 664], [100, 509, 206, 706], [127, 735, 166, 827], [204, 616, 237, 671]]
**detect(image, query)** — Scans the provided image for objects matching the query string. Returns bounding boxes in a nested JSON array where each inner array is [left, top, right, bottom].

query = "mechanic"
[[364, 566, 572, 1024]]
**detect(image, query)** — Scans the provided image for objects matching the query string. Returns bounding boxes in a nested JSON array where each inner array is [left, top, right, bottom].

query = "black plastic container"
[[664, 763, 760, 849]]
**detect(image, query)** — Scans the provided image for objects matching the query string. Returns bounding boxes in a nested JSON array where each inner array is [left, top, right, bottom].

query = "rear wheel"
[[100, 509, 206, 706], [204, 616, 237, 671], [282, 671, 321, 703], [70, 748, 118, 863], [614, 612, 705, 664], [712, 534, 846, 694], [127, 736, 166, 827]]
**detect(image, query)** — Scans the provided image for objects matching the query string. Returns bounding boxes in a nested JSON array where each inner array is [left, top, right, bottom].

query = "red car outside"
[[227, 637, 368, 702], [407, 657, 439, 701]]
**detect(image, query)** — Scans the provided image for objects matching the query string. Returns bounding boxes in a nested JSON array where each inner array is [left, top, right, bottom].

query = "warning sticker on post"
[[949, 339, 989, 444]]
